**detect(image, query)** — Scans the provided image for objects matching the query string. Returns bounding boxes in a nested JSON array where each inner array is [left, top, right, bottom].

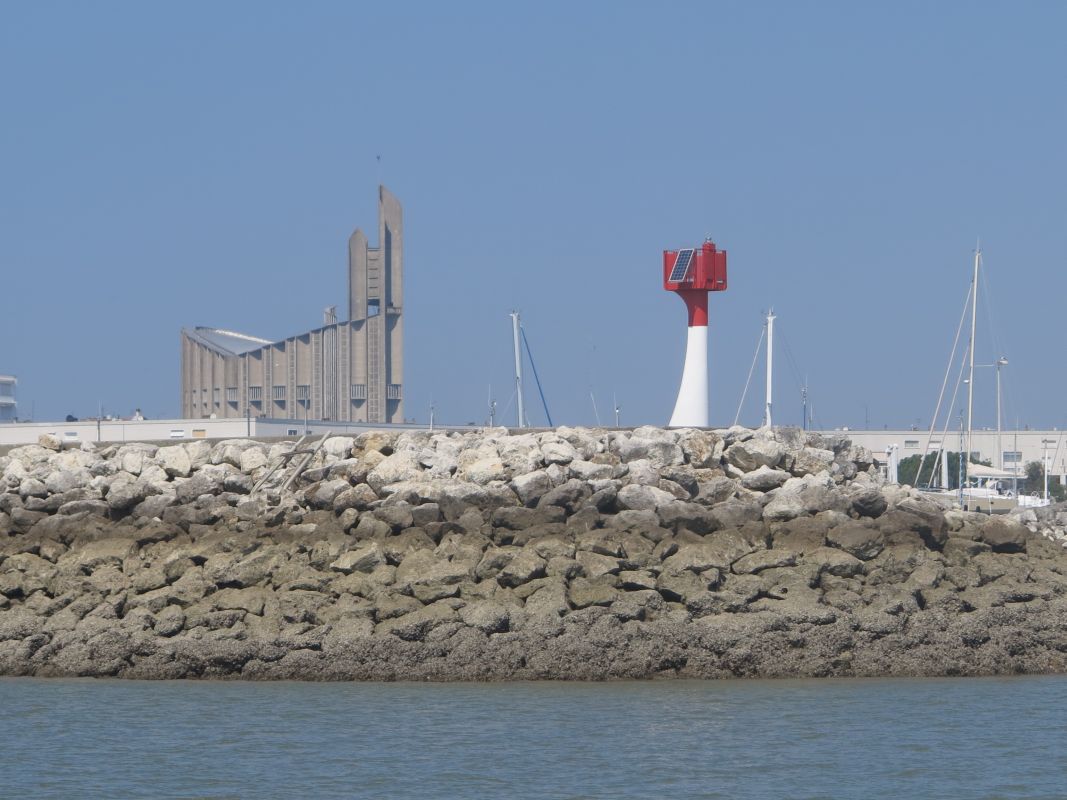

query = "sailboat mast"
[[965, 246, 980, 472], [764, 310, 775, 428], [511, 311, 525, 428]]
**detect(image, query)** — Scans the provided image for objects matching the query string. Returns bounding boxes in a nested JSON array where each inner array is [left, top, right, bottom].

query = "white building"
[[825, 428, 1067, 484], [0, 375, 15, 422]]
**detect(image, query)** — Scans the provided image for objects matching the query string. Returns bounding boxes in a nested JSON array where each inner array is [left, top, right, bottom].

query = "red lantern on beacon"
[[663, 239, 728, 427]]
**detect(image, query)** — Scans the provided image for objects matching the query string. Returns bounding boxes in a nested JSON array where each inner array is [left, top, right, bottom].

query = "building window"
[[904, 440, 919, 448], [272, 385, 286, 401], [1003, 451, 1023, 464], [226, 387, 238, 403], [296, 385, 310, 401], [213, 388, 220, 405], [350, 383, 367, 400], [387, 384, 402, 400], [248, 386, 263, 402]]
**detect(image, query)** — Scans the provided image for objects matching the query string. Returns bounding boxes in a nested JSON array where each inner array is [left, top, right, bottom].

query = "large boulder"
[[38, 433, 63, 451], [763, 476, 845, 522], [156, 445, 192, 478], [790, 447, 835, 477], [510, 470, 554, 506], [497, 549, 547, 588], [977, 518, 1029, 554], [106, 479, 154, 512], [723, 438, 784, 473], [331, 543, 387, 575], [541, 440, 578, 466], [239, 446, 269, 473], [616, 483, 675, 512], [826, 522, 884, 561], [367, 452, 423, 493], [322, 437, 355, 460], [676, 430, 723, 468], [851, 488, 888, 519], [740, 465, 791, 492], [612, 434, 684, 468]]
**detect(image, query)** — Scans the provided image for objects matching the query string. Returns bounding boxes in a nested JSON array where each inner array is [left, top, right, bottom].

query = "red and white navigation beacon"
[[663, 239, 728, 427]]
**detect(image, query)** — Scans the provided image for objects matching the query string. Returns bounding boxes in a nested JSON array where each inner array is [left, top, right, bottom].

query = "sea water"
[[2, 676, 1066, 799]]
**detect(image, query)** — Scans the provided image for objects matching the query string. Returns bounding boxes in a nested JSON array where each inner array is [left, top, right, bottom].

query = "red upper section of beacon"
[[663, 240, 728, 293]]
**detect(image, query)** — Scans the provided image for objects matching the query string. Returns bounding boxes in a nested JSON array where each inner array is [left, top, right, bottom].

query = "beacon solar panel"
[[668, 249, 695, 283]]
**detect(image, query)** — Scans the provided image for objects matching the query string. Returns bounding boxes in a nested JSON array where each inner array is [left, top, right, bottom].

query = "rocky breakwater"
[[2, 425, 1067, 680]]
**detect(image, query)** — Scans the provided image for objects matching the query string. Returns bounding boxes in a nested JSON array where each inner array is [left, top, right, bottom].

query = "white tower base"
[[669, 325, 709, 427]]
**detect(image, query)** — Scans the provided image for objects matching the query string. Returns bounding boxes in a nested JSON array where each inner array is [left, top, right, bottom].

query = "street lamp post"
[[996, 357, 1007, 470], [967, 358, 1009, 469], [1042, 438, 1054, 502]]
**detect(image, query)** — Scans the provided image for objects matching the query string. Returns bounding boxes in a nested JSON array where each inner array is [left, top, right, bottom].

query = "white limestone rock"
[[322, 436, 355, 461], [184, 440, 213, 469], [676, 429, 724, 469], [723, 438, 785, 473], [38, 433, 62, 451], [367, 451, 423, 493], [510, 470, 554, 506], [612, 434, 684, 469], [498, 434, 544, 476], [239, 446, 268, 474], [45, 468, 91, 495], [462, 457, 509, 485], [616, 483, 676, 512], [139, 464, 172, 491], [541, 439, 578, 466], [156, 445, 192, 478], [791, 447, 835, 477], [623, 459, 660, 487], [553, 426, 600, 460], [740, 465, 792, 492], [567, 460, 613, 482], [8, 445, 52, 467], [211, 439, 256, 468]]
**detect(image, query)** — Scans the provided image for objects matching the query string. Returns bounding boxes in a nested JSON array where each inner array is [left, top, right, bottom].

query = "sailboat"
[[917, 246, 1050, 514]]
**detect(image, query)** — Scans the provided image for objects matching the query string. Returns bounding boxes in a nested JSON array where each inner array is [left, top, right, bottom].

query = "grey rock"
[[827, 523, 885, 561], [537, 479, 590, 513], [510, 470, 555, 507], [724, 438, 785, 473], [740, 465, 791, 492], [497, 550, 547, 588], [331, 544, 387, 575], [851, 488, 888, 518], [105, 482, 154, 514], [616, 483, 675, 512]]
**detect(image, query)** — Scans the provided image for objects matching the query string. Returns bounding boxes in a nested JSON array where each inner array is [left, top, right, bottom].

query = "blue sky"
[[2, 2, 1065, 430]]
